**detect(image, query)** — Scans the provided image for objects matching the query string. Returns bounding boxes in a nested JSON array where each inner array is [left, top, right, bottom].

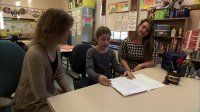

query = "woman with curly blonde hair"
[[13, 8, 74, 112]]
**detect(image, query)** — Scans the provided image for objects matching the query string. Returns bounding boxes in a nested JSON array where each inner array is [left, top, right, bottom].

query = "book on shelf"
[[182, 30, 200, 51], [157, 38, 182, 54], [110, 74, 165, 96]]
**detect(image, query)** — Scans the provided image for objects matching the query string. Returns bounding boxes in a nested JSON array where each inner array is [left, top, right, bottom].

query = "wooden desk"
[[60, 45, 73, 70], [60, 45, 73, 52], [47, 67, 200, 112]]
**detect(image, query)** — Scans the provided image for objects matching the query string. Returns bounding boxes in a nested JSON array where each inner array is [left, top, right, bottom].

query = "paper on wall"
[[121, 21, 129, 31], [114, 21, 122, 31], [122, 13, 129, 21]]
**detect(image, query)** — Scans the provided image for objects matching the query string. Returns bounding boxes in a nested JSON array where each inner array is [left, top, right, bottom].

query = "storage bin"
[[155, 24, 172, 30], [154, 9, 167, 19], [174, 8, 190, 18], [161, 52, 185, 71]]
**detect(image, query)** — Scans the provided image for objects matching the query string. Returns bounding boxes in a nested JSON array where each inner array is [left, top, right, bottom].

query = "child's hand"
[[123, 70, 135, 79], [98, 75, 111, 86]]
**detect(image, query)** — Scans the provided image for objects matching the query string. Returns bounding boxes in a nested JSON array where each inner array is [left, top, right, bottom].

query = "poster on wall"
[[0, 4, 44, 19], [83, 14, 93, 27], [140, 0, 156, 10], [108, 1, 129, 13]]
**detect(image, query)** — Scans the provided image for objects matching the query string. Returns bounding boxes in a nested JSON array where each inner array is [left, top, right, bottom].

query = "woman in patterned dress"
[[120, 19, 159, 72]]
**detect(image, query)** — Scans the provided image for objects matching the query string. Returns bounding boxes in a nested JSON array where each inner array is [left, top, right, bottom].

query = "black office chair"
[[66, 43, 92, 89], [0, 40, 25, 112]]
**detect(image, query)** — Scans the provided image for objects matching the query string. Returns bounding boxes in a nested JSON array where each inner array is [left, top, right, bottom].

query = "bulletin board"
[[0, 18, 36, 37]]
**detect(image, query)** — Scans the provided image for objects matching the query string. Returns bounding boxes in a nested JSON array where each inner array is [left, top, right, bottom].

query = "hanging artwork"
[[0, 4, 44, 19]]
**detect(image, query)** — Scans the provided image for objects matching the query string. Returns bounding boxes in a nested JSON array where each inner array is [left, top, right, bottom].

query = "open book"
[[111, 74, 165, 96]]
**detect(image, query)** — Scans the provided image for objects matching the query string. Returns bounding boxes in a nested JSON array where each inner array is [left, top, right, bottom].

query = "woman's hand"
[[123, 70, 135, 79], [98, 75, 111, 86], [134, 64, 143, 71]]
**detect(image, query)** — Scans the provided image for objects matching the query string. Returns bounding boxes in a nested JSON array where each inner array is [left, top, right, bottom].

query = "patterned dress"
[[120, 38, 159, 69]]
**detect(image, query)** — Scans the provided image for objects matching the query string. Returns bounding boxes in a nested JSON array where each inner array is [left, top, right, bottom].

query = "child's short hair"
[[96, 26, 111, 38]]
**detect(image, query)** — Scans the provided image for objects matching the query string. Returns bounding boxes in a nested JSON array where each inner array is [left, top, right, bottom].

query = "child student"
[[86, 26, 134, 86]]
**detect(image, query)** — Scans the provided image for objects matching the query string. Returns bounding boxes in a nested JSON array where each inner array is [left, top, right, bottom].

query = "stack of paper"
[[111, 74, 165, 96]]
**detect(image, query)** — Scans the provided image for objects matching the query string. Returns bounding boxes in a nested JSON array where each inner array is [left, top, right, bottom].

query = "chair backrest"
[[0, 40, 25, 97], [70, 44, 91, 78]]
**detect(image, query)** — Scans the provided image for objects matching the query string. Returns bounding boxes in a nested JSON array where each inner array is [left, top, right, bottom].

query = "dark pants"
[[75, 77, 97, 89]]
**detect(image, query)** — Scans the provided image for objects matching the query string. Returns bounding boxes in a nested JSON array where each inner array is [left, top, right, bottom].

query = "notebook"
[[111, 74, 165, 96]]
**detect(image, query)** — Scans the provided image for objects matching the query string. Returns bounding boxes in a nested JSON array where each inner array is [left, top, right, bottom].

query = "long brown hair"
[[32, 8, 74, 47], [129, 19, 154, 62]]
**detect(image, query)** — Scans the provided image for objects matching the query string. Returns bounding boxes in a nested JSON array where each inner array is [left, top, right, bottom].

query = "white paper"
[[76, 22, 81, 30], [116, 13, 123, 21], [72, 23, 76, 30], [72, 30, 76, 36], [122, 13, 129, 21], [121, 21, 129, 31], [100, 15, 106, 26], [128, 11, 137, 31], [129, 11, 137, 20], [114, 21, 122, 31], [76, 15, 82, 22], [111, 74, 165, 96], [106, 14, 115, 30], [77, 29, 81, 36], [76, 9, 81, 16]]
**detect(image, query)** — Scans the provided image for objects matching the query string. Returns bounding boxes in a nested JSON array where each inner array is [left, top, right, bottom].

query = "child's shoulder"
[[87, 47, 95, 52]]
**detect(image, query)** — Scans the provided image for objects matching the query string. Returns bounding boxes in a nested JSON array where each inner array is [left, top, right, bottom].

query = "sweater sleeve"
[[55, 47, 65, 80], [86, 48, 100, 82], [54, 47, 71, 92], [110, 50, 125, 74], [26, 51, 52, 100]]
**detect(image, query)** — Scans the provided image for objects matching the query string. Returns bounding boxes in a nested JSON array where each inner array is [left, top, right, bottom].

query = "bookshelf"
[[153, 17, 191, 54]]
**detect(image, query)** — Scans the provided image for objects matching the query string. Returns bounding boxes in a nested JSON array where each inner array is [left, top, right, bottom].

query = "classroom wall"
[[95, 0, 134, 32], [190, 10, 200, 30], [94, 0, 101, 33], [0, 0, 68, 10], [95, 0, 200, 32]]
